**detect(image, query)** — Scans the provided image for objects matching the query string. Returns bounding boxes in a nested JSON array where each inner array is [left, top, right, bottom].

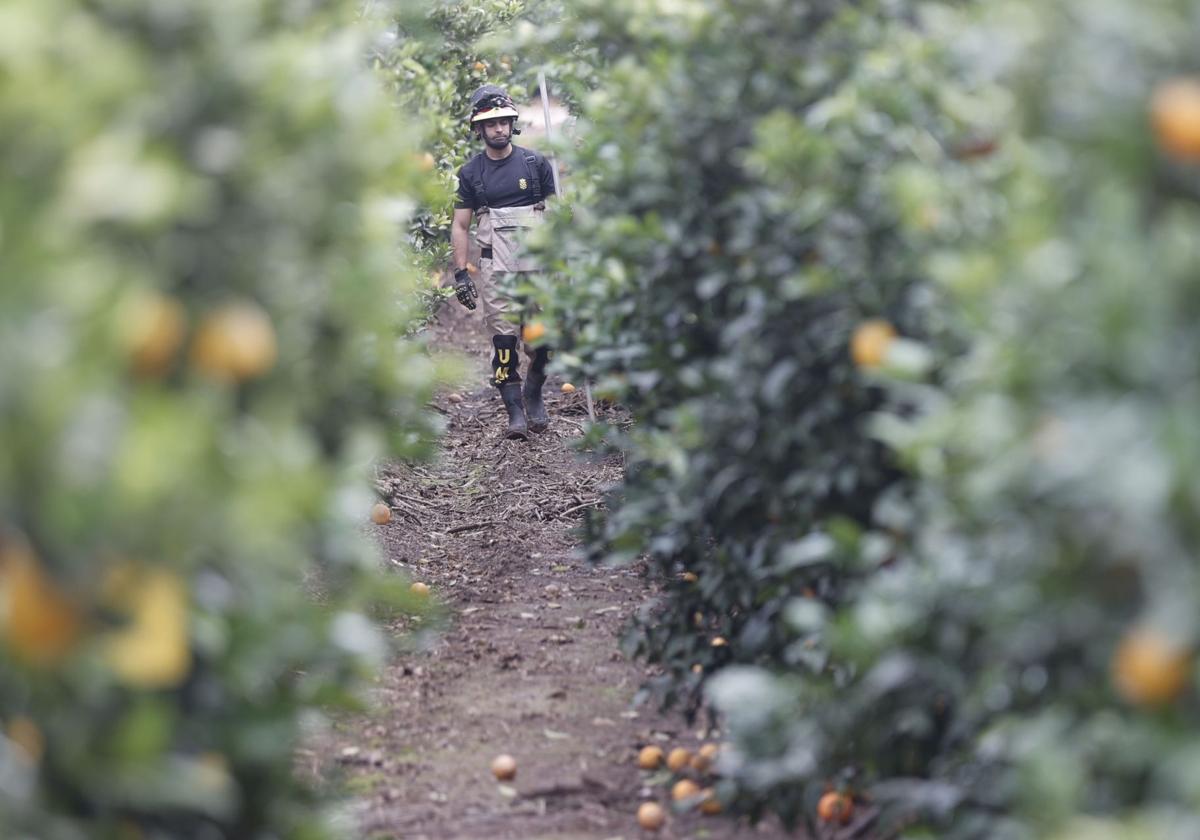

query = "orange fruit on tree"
[[1112, 626, 1192, 706], [1151, 77, 1200, 161], [190, 301, 277, 382], [671, 778, 700, 802], [850, 319, 897, 368], [817, 791, 854, 825], [473, 61, 487, 72], [638, 744, 664, 770], [0, 541, 81, 666], [636, 801, 666, 831], [490, 753, 517, 781], [103, 567, 191, 689], [522, 321, 546, 342], [666, 747, 691, 773], [121, 291, 186, 377], [371, 503, 392, 525], [418, 152, 436, 171]]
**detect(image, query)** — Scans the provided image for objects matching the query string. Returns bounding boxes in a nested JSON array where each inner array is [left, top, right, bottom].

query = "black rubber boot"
[[523, 346, 551, 433], [498, 381, 529, 440]]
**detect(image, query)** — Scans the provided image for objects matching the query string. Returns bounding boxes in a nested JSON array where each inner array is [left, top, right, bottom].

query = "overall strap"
[[470, 155, 489, 210], [523, 154, 543, 203]]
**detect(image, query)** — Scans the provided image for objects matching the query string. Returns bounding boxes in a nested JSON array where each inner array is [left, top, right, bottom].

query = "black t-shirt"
[[455, 145, 556, 211]]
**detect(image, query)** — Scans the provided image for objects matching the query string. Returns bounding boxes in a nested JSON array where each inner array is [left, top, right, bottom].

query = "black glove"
[[453, 268, 478, 310]]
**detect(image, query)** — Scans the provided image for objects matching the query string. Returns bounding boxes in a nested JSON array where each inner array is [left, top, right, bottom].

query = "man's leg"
[[523, 344, 551, 433], [479, 259, 528, 440]]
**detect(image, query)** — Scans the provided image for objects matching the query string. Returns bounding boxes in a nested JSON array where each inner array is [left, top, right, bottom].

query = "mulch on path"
[[306, 302, 868, 840]]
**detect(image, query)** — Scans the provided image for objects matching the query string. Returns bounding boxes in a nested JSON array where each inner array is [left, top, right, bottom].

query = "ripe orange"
[[473, 61, 487, 72], [371, 503, 392, 525], [410, 582, 430, 597], [190, 301, 277, 382], [637, 745, 664, 770], [1, 543, 81, 666], [636, 801, 666, 830], [690, 742, 719, 772], [666, 747, 691, 773], [560, 382, 576, 394], [671, 779, 700, 802], [418, 152, 436, 171], [850, 319, 897, 368], [522, 322, 546, 342], [1112, 626, 1192, 706], [122, 291, 186, 377], [1151, 77, 1200, 161], [699, 789, 722, 815], [490, 753, 517, 781], [817, 791, 853, 825], [711, 636, 728, 647], [680, 572, 698, 583]]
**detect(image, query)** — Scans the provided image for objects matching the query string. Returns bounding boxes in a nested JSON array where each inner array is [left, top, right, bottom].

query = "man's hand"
[[453, 268, 478, 310]]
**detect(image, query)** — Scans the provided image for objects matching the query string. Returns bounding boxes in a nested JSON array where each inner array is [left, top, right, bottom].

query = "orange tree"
[[702, 1, 1200, 838], [0, 1, 441, 837], [514, 0, 1004, 827]]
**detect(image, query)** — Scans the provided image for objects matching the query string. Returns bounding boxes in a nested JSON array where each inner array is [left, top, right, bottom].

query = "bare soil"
[[309, 303, 845, 840]]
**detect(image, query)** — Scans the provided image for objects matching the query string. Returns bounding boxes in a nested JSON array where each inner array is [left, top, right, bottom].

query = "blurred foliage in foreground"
[[520, 0, 1200, 836], [0, 0, 443, 837]]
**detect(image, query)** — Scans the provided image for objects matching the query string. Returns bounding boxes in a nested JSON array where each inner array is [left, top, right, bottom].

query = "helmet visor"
[[471, 106, 519, 123]]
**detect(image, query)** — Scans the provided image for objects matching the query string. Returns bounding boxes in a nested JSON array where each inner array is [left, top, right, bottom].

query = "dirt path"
[[314, 303, 807, 840]]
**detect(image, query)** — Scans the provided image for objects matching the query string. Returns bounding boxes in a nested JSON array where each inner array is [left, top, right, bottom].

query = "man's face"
[[479, 118, 513, 150]]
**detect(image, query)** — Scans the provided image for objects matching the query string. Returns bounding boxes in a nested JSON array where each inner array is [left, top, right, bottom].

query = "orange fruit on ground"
[[680, 572, 698, 583], [666, 747, 691, 773], [691, 663, 703, 674], [1, 542, 81, 666], [691, 743, 718, 773], [699, 789, 722, 815], [490, 753, 517, 781], [190, 301, 277, 382], [560, 382, 576, 393], [410, 582, 430, 597], [711, 636, 727, 647], [1112, 626, 1192, 706], [817, 791, 854, 825], [1151, 77, 1200, 161], [522, 322, 546, 342], [122, 291, 186, 377], [371, 503, 392, 525], [637, 745, 664, 770], [636, 801, 666, 830], [850, 319, 897, 368], [671, 779, 700, 802]]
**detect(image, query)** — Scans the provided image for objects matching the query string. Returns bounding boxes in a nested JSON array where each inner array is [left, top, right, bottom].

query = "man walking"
[[451, 85, 557, 440]]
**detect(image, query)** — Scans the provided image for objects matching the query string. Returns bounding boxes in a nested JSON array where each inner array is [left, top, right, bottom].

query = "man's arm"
[[451, 207, 473, 271], [449, 207, 478, 310]]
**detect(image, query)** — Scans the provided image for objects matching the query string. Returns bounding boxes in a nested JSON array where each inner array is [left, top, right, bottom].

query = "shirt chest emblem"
[[518, 177, 528, 190]]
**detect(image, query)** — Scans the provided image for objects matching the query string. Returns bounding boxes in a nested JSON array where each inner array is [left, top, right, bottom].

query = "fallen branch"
[[446, 520, 499, 535]]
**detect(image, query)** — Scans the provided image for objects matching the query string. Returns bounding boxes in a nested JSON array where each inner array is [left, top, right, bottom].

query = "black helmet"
[[469, 85, 519, 124]]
